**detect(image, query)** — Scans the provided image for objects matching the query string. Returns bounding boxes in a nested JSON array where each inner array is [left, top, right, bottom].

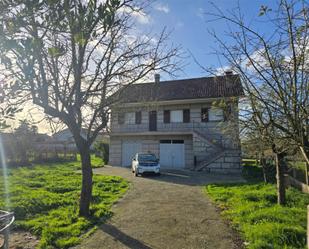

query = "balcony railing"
[[111, 121, 224, 140], [112, 120, 223, 132]]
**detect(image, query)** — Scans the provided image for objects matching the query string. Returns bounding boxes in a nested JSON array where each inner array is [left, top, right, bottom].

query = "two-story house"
[[109, 72, 244, 173]]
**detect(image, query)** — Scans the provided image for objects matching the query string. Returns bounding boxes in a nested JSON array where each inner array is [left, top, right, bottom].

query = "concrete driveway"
[[75, 166, 245, 249]]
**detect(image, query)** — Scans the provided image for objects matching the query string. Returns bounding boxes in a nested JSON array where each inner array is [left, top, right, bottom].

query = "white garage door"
[[122, 141, 142, 167], [159, 140, 185, 168]]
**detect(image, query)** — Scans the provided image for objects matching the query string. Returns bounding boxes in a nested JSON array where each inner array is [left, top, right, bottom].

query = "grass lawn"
[[76, 154, 105, 168], [0, 158, 129, 249], [205, 179, 309, 249]]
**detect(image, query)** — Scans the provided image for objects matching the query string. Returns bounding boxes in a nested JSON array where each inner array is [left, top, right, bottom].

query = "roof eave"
[[111, 95, 241, 108]]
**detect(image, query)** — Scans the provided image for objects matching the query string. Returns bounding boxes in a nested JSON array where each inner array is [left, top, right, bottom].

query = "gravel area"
[[75, 166, 245, 249]]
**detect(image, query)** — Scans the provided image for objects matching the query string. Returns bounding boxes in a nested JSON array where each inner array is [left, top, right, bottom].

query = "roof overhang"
[[111, 96, 239, 108]]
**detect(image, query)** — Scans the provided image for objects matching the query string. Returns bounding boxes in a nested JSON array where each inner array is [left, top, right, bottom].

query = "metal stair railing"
[[192, 121, 225, 171], [195, 150, 225, 171]]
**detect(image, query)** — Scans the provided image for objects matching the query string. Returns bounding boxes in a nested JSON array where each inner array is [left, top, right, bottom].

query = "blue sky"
[[136, 0, 277, 80], [13, 0, 280, 133]]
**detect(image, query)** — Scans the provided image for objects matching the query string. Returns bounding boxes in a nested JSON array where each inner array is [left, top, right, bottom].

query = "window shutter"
[[183, 109, 190, 123], [164, 110, 170, 123], [118, 113, 125, 124], [201, 108, 209, 122], [135, 111, 142, 124]]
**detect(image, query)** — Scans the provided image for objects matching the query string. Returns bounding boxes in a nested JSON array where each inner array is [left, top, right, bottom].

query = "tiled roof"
[[113, 75, 244, 104]]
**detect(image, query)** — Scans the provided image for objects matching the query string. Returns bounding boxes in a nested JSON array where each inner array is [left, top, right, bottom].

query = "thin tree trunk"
[[305, 162, 309, 186], [275, 152, 286, 205], [260, 156, 268, 183], [79, 146, 93, 217], [299, 145, 309, 185]]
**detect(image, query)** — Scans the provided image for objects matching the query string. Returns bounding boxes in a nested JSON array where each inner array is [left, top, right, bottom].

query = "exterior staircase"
[[192, 129, 225, 171], [195, 150, 225, 171]]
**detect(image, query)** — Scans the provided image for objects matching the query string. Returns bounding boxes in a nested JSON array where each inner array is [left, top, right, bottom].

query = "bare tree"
[[201, 0, 309, 204], [0, 76, 21, 130], [0, 0, 180, 216]]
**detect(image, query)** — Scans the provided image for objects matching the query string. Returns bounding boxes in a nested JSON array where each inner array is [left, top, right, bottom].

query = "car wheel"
[[156, 172, 161, 176]]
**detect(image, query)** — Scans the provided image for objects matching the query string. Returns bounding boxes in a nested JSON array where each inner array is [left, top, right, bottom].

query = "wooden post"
[[292, 168, 296, 178], [64, 143, 67, 160], [307, 205, 309, 249], [305, 162, 309, 185], [284, 174, 290, 188], [275, 153, 286, 205], [3, 229, 9, 249]]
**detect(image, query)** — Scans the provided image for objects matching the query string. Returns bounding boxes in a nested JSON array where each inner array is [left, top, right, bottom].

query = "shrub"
[[94, 141, 109, 164], [242, 159, 276, 183]]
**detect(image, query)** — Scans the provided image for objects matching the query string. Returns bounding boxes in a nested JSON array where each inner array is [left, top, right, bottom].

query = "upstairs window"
[[209, 107, 224, 121], [125, 112, 135, 124], [164, 110, 170, 123], [135, 111, 142, 124], [118, 113, 125, 124], [183, 109, 190, 123], [201, 108, 209, 122], [170, 110, 183, 123]]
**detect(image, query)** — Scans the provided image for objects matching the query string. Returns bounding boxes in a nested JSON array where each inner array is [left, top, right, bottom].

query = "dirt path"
[[75, 166, 245, 249], [1, 230, 39, 249]]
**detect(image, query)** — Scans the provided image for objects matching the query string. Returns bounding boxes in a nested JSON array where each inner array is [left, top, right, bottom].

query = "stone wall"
[[206, 150, 242, 174]]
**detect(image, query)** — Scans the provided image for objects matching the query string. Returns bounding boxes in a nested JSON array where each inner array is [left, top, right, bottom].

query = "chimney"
[[225, 70, 233, 76], [154, 73, 160, 83]]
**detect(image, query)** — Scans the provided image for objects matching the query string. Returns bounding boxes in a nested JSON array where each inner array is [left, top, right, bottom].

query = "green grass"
[[205, 182, 309, 249], [288, 161, 307, 171], [89, 154, 105, 168], [76, 154, 105, 168], [242, 159, 258, 166], [0, 159, 128, 248]]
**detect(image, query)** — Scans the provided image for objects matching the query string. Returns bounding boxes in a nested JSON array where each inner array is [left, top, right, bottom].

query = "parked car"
[[132, 153, 160, 176]]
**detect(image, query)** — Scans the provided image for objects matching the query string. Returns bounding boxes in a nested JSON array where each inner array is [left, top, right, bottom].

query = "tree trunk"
[[299, 144, 309, 185], [260, 156, 268, 183], [305, 162, 309, 186], [79, 146, 93, 217], [275, 152, 286, 205]]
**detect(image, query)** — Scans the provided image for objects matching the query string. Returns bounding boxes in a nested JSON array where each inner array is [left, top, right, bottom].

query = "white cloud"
[[132, 10, 151, 24], [241, 49, 270, 72], [215, 66, 234, 76], [154, 3, 169, 14], [119, 6, 152, 25], [197, 7, 204, 19], [176, 21, 184, 29]]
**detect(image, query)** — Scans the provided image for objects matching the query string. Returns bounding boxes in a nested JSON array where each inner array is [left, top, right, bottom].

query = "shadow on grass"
[[100, 223, 152, 249]]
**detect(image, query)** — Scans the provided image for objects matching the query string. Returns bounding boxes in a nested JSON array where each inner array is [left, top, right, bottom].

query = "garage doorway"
[[159, 140, 185, 168], [122, 141, 142, 167]]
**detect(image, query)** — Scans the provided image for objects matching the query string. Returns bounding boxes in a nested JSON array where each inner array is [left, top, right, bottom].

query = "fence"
[[1, 140, 78, 166], [284, 174, 309, 194], [307, 205, 309, 249]]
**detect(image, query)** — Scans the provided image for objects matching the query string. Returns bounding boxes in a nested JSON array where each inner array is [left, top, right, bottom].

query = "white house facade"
[[109, 73, 244, 173]]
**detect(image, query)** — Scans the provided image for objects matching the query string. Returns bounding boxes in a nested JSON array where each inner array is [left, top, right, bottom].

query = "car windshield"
[[138, 154, 157, 162]]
